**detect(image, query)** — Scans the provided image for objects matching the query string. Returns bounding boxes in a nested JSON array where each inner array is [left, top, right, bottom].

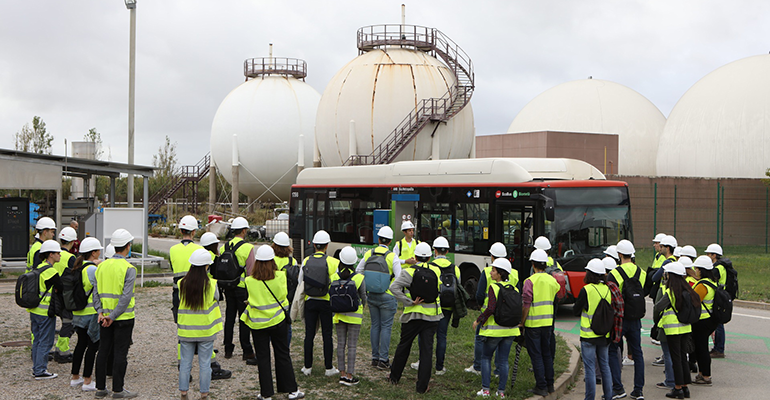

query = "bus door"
[[391, 193, 419, 243], [302, 190, 327, 256], [495, 202, 534, 281]]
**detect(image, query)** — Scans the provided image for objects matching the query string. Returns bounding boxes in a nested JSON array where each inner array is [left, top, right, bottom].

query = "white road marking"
[[732, 312, 770, 321]]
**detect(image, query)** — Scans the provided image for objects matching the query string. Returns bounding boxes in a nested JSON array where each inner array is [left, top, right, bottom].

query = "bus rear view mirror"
[[533, 194, 555, 221]]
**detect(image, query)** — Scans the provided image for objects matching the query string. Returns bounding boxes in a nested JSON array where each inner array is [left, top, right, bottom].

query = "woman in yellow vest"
[[28, 240, 63, 380], [177, 249, 222, 399], [241, 245, 305, 400], [691, 255, 719, 386], [332, 246, 367, 386], [70, 237, 103, 392], [654, 262, 699, 399], [471, 257, 520, 398], [572, 259, 613, 400]]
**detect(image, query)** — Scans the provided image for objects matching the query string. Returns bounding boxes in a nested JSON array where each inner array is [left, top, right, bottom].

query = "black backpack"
[[303, 254, 331, 297], [715, 258, 739, 300], [433, 261, 457, 307], [329, 274, 361, 313], [494, 282, 522, 327], [698, 280, 733, 324], [213, 241, 246, 289], [616, 266, 646, 320], [282, 257, 300, 304], [589, 285, 614, 336], [15, 265, 52, 309], [61, 264, 92, 311], [672, 290, 701, 325], [410, 265, 439, 304]]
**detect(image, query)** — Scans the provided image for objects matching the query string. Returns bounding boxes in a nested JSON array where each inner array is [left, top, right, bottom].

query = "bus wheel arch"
[[459, 262, 481, 309]]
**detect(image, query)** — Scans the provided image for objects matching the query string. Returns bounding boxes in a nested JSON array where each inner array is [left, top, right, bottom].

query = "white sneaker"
[[82, 381, 97, 392], [651, 338, 661, 346], [436, 368, 446, 375], [325, 367, 340, 376], [288, 390, 305, 399], [464, 365, 481, 375], [301, 367, 312, 376], [411, 361, 420, 370], [622, 356, 634, 366], [70, 377, 84, 387], [477, 388, 491, 397]]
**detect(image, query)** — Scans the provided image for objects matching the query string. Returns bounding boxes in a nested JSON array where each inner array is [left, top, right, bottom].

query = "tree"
[[83, 128, 104, 160], [153, 135, 178, 178], [14, 116, 53, 154]]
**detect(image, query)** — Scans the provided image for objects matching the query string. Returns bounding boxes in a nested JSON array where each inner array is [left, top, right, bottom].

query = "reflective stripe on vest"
[[480, 281, 521, 337], [170, 242, 204, 289], [524, 273, 560, 328], [403, 263, 442, 316], [579, 283, 611, 339], [95, 258, 136, 321], [177, 279, 223, 340], [241, 271, 288, 330]]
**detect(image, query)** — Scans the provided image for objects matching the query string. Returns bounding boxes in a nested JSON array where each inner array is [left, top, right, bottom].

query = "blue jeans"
[[525, 326, 554, 390], [30, 313, 55, 375], [660, 340, 675, 388], [179, 341, 213, 393], [582, 340, 612, 400], [435, 309, 452, 370], [713, 323, 725, 353], [368, 292, 397, 362], [473, 324, 497, 371], [608, 319, 644, 393], [481, 336, 513, 392]]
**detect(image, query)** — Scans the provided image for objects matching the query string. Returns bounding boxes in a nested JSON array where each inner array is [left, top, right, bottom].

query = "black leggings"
[[71, 326, 99, 378], [693, 317, 719, 376], [667, 333, 693, 387]]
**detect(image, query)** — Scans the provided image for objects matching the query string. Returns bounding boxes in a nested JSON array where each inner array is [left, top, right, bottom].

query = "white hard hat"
[[312, 230, 331, 244], [679, 256, 693, 268], [603, 245, 618, 259], [255, 244, 275, 261], [585, 258, 606, 275], [179, 215, 198, 231], [602, 257, 618, 271], [273, 231, 290, 247], [529, 249, 549, 263], [231, 217, 249, 230], [377, 226, 394, 240], [189, 248, 213, 266], [40, 240, 62, 253], [492, 257, 512, 274], [681, 245, 697, 259], [660, 235, 678, 248], [35, 217, 56, 230], [401, 220, 415, 231], [59, 227, 78, 242], [653, 233, 666, 243], [415, 242, 432, 258], [534, 236, 552, 251], [693, 255, 714, 270], [616, 239, 635, 256], [705, 243, 723, 256], [489, 242, 507, 258], [104, 244, 116, 258], [663, 261, 686, 276], [433, 236, 449, 249], [673, 246, 683, 257], [79, 237, 103, 253], [200, 232, 219, 247], [110, 228, 134, 247], [339, 246, 358, 265]]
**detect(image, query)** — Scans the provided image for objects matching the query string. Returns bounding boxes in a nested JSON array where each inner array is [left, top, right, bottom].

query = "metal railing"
[[149, 152, 210, 214], [244, 57, 307, 80]]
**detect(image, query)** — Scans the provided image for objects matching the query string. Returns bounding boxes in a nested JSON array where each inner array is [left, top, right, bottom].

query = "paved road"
[[556, 299, 770, 399]]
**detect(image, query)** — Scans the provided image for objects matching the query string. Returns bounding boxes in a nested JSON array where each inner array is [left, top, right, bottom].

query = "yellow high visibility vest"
[[397, 238, 418, 261], [524, 272, 559, 328], [95, 258, 136, 321], [480, 281, 521, 337], [170, 241, 204, 288], [302, 251, 339, 301], [27, 262, 58, 316], [73, 261, 97, 316], [53, 250, 75, 275], [715, 264, 727, 286], [331, 272, 365, 325], [177, 279, 223, 340], [696, 278, 716, 320], [229, 237, 254, 289], [26, 240, 43, 272], [403, 262, 442, 316], [657, 287, 692, 335], [651, 252, 665, 270], [241, 271, 288, 330], [609, 262, 647, 293], [275, 256, 295, 270], [579, 283, 612, 339]]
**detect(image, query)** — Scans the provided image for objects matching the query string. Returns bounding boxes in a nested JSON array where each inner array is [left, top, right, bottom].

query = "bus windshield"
[[547, 205, 631, 268]]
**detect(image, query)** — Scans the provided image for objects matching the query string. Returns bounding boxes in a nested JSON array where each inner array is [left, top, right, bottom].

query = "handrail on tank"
[[244, 57, 307, 80]]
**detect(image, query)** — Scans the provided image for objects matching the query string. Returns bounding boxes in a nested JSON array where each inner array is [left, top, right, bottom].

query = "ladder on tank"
[[343, 24, 475, 166], [149, 152, 210, 214]]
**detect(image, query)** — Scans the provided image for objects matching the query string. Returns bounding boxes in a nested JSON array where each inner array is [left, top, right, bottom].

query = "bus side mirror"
[[532, 193, 555, 221]]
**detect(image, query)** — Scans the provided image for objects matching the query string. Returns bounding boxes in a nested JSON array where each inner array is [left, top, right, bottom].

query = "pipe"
[[127, 6, 136, 208], [349, 120, 357, 160], [232, 135, 239, 214], [209, 163, 216, 214], [142, 176, 149, 287], [431, 128, 440, 160], [298, 133, 305, 174], [401, 4, 406, 26]]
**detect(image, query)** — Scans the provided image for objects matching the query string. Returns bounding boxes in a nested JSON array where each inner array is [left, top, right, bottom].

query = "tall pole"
[[126, 1, 137, 207]]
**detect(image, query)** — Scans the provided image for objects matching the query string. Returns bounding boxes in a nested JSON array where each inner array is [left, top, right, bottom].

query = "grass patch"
[[139, 280, 172, 288], [131, 243, 170, 260]]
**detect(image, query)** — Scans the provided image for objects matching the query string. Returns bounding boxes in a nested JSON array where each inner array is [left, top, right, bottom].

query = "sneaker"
[[256, 396, 272, 400], [82, 381, 97, 391], [372, 359, 379, 367], [376, 360, 391, 370], [656, 382, 672, 389], [693, 374, 712, 386], [212, 368, 232, 380], [612, 391, 627, 400], [651, 338, 661, 346], [435, 367, 446, 375], [652, 357, 665, 367], [288, 390, 305, 400], [476, 388, 491, 397], [325, 367, 340, 376], [71, 377, 84, 387], [629, 389, 644, 400], [95, 389, 110, 398], [411, 361, 420, 370], [112, 389, 139, 398], [710, 350, 725, 359], [496, 390, 506, 398], [339, 376, 349, 385], [246, 357, 258, 365], [301, 366, 312, 376], [622, 356, 634, 366], [527, 387, 548, 396], [464, 365, 481, 375], [34, 371, 58, 380], [342, 376, 359, 386]]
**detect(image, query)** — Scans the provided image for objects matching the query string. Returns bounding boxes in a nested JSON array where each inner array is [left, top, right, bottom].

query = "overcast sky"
[[1, 0, 769, 167]]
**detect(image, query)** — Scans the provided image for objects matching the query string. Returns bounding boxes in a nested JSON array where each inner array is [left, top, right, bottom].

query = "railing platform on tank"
[[244, 57, 307, 81]]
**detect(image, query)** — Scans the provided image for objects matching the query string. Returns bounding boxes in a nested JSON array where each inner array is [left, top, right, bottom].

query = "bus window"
[[552, 206, 631, 263], [328, 200, 355, 243], [418, 202, 454, 246], [455, 202, 489, 254], [354, 201, 380, 244]]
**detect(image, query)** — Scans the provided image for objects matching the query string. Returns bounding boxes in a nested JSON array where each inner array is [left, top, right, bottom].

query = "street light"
[[125, 0, 136, 207], [124, 0, 136, 9]]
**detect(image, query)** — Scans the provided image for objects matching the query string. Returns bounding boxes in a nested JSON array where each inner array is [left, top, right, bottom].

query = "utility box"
[[265, 214, 289, 239], [0, 198, 30, 260]]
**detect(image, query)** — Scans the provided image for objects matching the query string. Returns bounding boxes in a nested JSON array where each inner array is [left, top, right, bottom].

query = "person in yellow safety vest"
[[70, 237, 103, 392], [355, 225, 402, 371], [704, 243, 727, 359], [393, 220, 419, 266], [533, 236, 563, 274], [691, 255, 719, 386], [92, 228, 138, 398], [680, 256, 698, 286], [649, 235, 678, 301], [298, 229, 340, 377], [28, 240, 64, 380], [27, 217, 57, 272], [521, 249, 560, 397], [572, 258, 614, 400], [199, 232, 221, 264], [177, 249, 223, 400], [50, 226, 78, 363], [653, 262, 698, 399], [222, 216, 257, 363], [651, 233, 667, 268], [272, 232, 299, 318], [467, 241, 508, 375], [241, 245, 305, 400], [388, 242, 443, 394], [332, 246, 367, 386], [472, 257, 521, 398]]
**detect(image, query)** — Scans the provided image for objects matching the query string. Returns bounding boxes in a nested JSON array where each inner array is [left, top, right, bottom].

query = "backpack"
[[213, 241, 246, 289], [15, 265, 52, 309], [282, 257, 300, 304], [303, 254, 331, 297], [409, 265, 439, 304], [432, 261, 457, 307], [616, 266, 646, 320], [589, 285, 614, 336], [699, 280, 733, 324], [493, 283, 522, 327], [363, 249, 392, 294], [715, 258, 739, 300], [329, 275, 361, 313], [672, 290, 701, 325], [61, 265, 91, 311]]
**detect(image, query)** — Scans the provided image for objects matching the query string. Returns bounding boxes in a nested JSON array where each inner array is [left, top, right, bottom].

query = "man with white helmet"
[[356, 226, 402, 370], [467, 242, 508, 375], [51, 226, 79, 363], [27, 217, 57, 272], [393, 220, 419, 266], [650, 233, 667, 270], [648, 235, 678, 301], [28, 240, 64, 380], [220, 216, 256, 362], [533, 236, 563, 274], [704, 243, 732, 359]]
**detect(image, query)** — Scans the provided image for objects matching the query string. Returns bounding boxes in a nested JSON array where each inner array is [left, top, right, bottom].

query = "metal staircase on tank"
[[149, 152, 210, 214], [343, 24, 475, 166]]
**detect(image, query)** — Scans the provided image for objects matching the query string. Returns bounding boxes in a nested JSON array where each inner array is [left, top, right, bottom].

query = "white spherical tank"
[[211, 75, 320, 201], [315, 48, 474, 166], [507, 79, 666, 176], [657, 55, 770, 178]]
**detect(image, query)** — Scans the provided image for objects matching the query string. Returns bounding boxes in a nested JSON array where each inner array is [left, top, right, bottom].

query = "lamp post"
[[125, 0, 136, 207]]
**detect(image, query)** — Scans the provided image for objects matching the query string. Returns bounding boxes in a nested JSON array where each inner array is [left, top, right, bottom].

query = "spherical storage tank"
[[211, 57, 320, 201], [657, 55, 770, 179], [315, 26, 475, 166], [507, 79, 666, 176]]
